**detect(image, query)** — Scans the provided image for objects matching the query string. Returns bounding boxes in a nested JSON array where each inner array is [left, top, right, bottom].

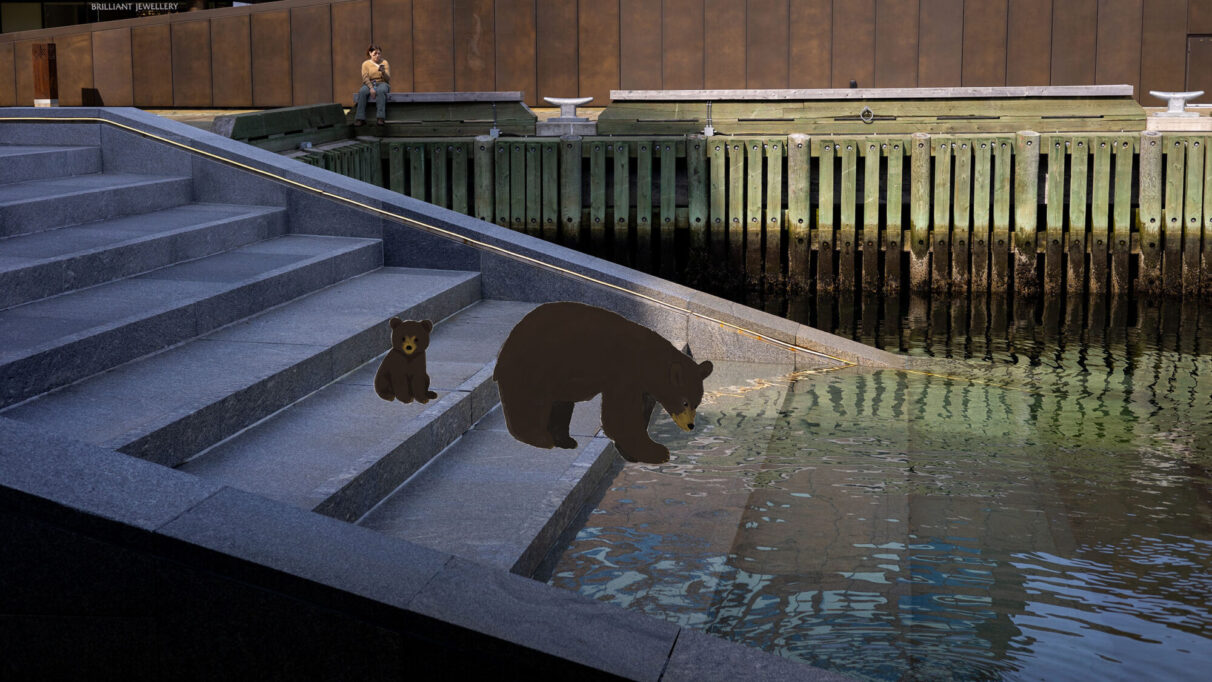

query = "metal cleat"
[[543, 96, 594, 122], [1149, 90, 1204, 117]]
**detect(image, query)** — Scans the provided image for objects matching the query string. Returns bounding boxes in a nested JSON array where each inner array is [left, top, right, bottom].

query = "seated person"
[[355, 44, 390, 126]]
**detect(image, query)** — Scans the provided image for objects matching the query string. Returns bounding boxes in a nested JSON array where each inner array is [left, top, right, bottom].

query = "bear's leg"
[[601, 391, 669, 464], [547, 401, 578, 449], [396, 376, 414, 403], [410, 371, 438, 404], [498, 383, 556, 448], [373, 372, 396, 402]]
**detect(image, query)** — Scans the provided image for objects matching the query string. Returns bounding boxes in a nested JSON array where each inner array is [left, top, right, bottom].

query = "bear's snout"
[[401, 335, 418, 354]]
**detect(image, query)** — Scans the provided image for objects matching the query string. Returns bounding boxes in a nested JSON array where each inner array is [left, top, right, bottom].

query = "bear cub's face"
[[390, 317, 433, 356]]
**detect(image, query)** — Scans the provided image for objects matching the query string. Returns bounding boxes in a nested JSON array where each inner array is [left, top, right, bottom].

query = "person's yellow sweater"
[[361, 59, 391, 88]]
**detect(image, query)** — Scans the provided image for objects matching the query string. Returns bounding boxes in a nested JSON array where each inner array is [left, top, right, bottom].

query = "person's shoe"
[[354, 119, 365, 126], [376, 118, 385, 126]]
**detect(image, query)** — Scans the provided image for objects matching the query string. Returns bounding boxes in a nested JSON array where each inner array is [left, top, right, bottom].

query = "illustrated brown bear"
[[374, 317, 438, 404], [493, 301, 713, 464]]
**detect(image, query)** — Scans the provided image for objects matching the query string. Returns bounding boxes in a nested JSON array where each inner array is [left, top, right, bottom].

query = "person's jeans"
[[356, 82, 389, 121]]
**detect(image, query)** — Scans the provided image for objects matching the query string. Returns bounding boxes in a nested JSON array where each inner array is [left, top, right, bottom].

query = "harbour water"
[[546, 295, 1212, 680]]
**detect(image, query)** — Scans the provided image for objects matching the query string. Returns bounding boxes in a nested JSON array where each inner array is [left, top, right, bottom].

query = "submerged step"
[[178, 300, 537, 519], [0, 173, 193, 238], [0, 267, 480, 467], [0, 203, 288, 309], [358, 399, 618, 577], [0, 144, 101, 185], [0, 235, 382, 409]]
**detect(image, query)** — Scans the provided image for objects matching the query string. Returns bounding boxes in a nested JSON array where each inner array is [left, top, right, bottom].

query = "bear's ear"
[[698, 360, 713, 379], [421, 319, 433, 333], [389, 317, 403, 329]]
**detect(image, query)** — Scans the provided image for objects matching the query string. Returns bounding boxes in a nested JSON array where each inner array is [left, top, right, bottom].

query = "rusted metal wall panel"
[[92, 28, 133, 106], [212, 15, 252, 108]]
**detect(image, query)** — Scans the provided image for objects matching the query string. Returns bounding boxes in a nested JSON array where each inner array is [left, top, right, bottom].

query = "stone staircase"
[[0, 140, 612, 576]]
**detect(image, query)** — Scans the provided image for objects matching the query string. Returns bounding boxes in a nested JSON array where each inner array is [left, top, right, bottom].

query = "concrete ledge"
[[512, 436, 619, 577], [158, 486, 449, 610], [0, 417, 220, 531], [796, 324, 908, 368], [409, 556, 679, 681], [612, 85, 1136, 100], [310, 363, 500, 522], [665, 628, 854, 681], [0, 416, 851, 680]]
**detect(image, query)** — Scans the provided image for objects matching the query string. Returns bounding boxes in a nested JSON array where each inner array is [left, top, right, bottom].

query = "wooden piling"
[[787, 134, 811, 292], [1204, 138, 1212, 297], [408, 143, 426, 201], [1044, 136, 1065, 295], [1184, 137, 1204, 295], [1139, 131, 1164, 294], [952, 138, 972, 292], [474, 137, 494, 222], [728, 142, 745, 268], [817, 139, 837, 293], [746, 140, 764, 280], [992, 138, 1012, 292], [430, 143, 448, 210], [613, 141, 631, 258], [688, 136, 708, 253], [494, 141, 510, 226], [389, 142, 405, 194], [559, 136, 582, 245], [1163, 135, 1186, 292], [636, 141, 653, 270], [885, 139, 904, 294], [1090, 136, 1111, 294], [541, 141, 559, 240], [525, 142, 541, 235], [660, 141, 677, 272], [862, 140, 881, 294], [909, 133, 931, 291], [510, 142, 526, 230], [1111, 137, 1134, 294], [932, 138, 952, 293], [971, 138, 992, 291], [451, 142, 469, 215], [708, 139, 727, 260], [838, 140, 857, 294], [765, 138, 783, 284], [590, 141, 607, 251], [1068, 137, 1089, 293], [370, 141, 383, 186], [1014, 131, 1040, 296]]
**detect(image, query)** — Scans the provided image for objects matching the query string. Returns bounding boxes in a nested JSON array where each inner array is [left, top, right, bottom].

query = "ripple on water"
[[548, 299, 1212, 680]]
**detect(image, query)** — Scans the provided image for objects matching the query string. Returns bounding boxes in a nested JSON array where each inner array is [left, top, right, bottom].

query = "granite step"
[[0, 267, 481, 467], [0, 172, 194, 238], [179, 300, 539, 521], [357, 397, 617, 577], [0, 234, 382, 409], [0, 203, 288, 309], [0, 144, 102, 185]]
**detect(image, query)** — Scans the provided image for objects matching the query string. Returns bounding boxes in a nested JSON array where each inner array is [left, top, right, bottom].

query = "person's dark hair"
[[367, 44, 381, 56]]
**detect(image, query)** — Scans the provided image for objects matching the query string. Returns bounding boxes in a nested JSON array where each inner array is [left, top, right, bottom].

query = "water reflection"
[[547, 295, 1212, 681]]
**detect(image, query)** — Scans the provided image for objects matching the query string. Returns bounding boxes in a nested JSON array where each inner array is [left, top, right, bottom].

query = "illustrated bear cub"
[[374, 317, 438, 404], [493, 301, 713, 464]]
